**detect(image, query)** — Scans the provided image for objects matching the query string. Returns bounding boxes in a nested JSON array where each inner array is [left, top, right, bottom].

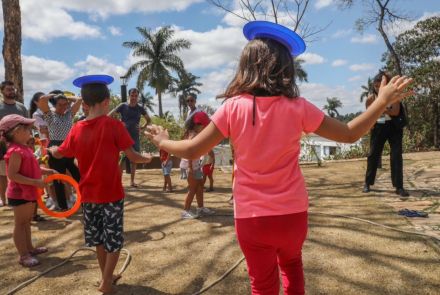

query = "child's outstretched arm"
[[145, 123, 225, 160], [7, 153, 45, 188], [315, 75, 413, 143], [124, 147, 153, 163]]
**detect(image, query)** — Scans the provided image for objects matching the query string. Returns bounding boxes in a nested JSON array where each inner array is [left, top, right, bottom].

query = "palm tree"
[[360, 77, 373, 102], [323, 97, 343, 118], [140, 92, 156, 114], [294, 58, 308, 83], [169, 70, 202, 119], [2, 0, 24, 102], [122, 26, 191, 117]]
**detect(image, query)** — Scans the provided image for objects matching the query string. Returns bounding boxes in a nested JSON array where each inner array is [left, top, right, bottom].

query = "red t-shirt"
[[159, 149, 169, 163], [58, 116, 134, 203], [5, 143, 42, 201]]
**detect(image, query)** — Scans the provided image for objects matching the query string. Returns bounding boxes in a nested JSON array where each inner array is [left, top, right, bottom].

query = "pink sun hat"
[[0, 114, 35, 133]]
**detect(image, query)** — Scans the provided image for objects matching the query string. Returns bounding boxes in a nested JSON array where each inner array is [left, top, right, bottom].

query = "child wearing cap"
[[0, 114, 56, 267], [180, 111, 215, 219], [49, 75, 152, 294], [146, 21, 413, 294]]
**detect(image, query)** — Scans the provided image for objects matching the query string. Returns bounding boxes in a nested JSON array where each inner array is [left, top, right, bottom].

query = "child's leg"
[[208, 174, 214, 190], [195, 179, 205, 208], [163, 176, 167, 191], [184, 176, 198, 211], [277, 212, 308, 295], [98, 200, 124, 293], [235, 217, 280, 295], [13, 202, 35, 256], [165, 175, 172, 191]]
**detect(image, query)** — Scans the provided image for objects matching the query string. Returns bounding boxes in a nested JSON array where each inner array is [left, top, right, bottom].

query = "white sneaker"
[[196, 207, 215, 216], [67, 195, 76, 208], [181, 210, 198, 219], [45, 198, 54, 208]]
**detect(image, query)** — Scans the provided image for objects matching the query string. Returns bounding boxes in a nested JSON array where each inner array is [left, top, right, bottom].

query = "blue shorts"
[[190, 168, 203, 180], [162, 161, 173, 176]]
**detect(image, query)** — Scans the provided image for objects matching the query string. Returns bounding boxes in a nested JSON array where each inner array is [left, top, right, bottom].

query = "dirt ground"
[[0, 151, 439, 295]]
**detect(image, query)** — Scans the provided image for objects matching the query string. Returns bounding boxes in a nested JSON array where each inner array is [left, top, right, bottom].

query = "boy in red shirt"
[[49, 75, 152, 294]]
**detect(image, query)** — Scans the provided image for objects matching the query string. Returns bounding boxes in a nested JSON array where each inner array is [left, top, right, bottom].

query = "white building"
[[214, 134, 363, 166]]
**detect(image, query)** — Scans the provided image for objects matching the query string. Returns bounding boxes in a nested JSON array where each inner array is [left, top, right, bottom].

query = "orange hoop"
[[37, 174, 82, 218]]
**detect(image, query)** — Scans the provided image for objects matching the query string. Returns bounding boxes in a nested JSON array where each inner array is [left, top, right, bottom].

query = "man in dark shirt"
[[109, 88, 151, 187]]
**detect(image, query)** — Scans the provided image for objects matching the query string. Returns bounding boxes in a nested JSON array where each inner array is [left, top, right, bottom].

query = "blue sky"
[[0, 0, 439, 116]]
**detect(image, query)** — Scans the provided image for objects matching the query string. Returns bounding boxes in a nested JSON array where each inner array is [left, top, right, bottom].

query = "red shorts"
[[202, 164, 214, 176]]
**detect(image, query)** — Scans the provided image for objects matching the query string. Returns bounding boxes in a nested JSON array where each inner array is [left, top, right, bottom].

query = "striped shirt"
[[43, 109, 73, 141]]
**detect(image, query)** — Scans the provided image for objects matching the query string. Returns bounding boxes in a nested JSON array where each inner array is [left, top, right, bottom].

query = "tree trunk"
[[2, 0, 23, 103], [158, 91, 163, 117]]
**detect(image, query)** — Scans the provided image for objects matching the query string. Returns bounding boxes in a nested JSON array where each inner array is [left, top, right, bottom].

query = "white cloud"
[[331, 29, 352, 39], [109, 26, 122, 36], [348, 75, 362, 82], [300, 53, 325, 65], [299, 82, 363, 114], [21, 55, 76, 100], [74, 55, 127, 79], [350, 34, 378, 44], [349, 63, 376, 72], [315, 0, 334, 10], [0, 0, 203, 42], [386, 11, 440, 37], [332, 59, 348, 67], [175, 26, 246, 70]]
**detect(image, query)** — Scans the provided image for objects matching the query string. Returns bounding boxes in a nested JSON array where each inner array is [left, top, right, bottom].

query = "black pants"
[[48, 141, 80, 209], [365, 121, 404, 189]]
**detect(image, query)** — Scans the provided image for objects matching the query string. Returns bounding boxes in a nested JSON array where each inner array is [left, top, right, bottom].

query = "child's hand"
[[34, 179, 46, 188], [141, 152, 153, 163], [377, 75, 414, 105], [144, 125, 169, 147]]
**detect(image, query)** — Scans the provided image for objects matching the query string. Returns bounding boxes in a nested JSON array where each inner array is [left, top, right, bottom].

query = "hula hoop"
[[37, 174, 82, 218]]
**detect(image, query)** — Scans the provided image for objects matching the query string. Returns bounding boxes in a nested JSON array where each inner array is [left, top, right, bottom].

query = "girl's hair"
[[29, 92, 45, 117], [372, 71, 392, 95], [0, 125, 24, 160], [49, 90, 67, 107], [222, 38, 300, 99]]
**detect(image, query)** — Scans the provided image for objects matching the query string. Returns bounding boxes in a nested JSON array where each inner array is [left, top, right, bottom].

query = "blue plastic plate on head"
[[243, 21, 306, 56], [73, 75, 114, 88]]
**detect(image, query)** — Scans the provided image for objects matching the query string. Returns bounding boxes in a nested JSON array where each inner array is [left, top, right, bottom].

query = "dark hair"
[[0, 81, 14, 91], [187, 94, 197, 100], [48, 90, 67, 107], [0, 125, 21, 160], [81, 83, 110, 106], [372, 71, 392, 95], [128, 88, 139, 95], [29, 92, 45, 117], [221, 38, 300, 99]]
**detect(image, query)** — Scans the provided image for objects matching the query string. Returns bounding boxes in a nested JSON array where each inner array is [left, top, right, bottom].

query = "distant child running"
[[49, 75, 152, 294], [0, 114, 56, 267], [201, 150, 215, 192], [146, 21, 413, 294], [179, 112, 215, 219], [160, 149, 173, 192]]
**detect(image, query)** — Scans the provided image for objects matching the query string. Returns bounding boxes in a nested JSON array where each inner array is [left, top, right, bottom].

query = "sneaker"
[[67, 195, 76, 208], [396, 188, 409, 197], [45, 198, 54, 208], [196, 207, 215, 216], [181, 210, 198, 219], [362, 184, 370, 193]]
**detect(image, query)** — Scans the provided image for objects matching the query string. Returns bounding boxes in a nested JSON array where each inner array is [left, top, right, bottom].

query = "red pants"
[[235, 211, 308, 295]]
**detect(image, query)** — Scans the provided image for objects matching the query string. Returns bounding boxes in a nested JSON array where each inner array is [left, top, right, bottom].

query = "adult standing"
[[0, 81, 28, 207], [109, 88, 151, 187], [38, 90, 82, 209], [184, 94, 200, 124], [363, 71, 409, 197]]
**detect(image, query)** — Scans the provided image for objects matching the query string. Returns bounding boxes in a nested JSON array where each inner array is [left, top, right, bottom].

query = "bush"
[[140, 116, 184, 153]]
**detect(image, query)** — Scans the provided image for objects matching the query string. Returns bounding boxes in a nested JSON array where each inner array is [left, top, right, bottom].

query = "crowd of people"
[[0, 20, 414, 295]]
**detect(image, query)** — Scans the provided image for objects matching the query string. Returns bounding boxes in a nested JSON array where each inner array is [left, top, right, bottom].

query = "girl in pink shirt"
[[146, 22, 413, 294], [0, 114, 55, 267]]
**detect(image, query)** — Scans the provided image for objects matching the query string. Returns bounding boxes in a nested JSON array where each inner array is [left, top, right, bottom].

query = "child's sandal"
[[19, 255, 40, 267], [30, 247, 48, 256]]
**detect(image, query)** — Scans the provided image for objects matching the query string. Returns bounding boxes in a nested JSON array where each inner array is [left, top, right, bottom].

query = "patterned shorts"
[[82, 199, 124, 253]]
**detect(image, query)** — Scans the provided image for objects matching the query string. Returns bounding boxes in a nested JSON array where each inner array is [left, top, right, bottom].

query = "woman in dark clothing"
[[363, 71, 409, 197]]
